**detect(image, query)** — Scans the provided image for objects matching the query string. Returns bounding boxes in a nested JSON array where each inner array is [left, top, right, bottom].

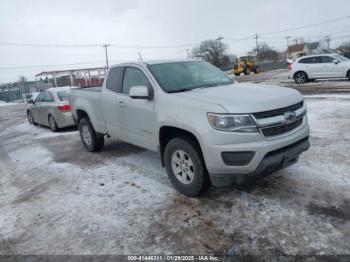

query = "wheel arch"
[[346, 69, 350, 78], [293, 70, 308, 80], [76, 109, 90, 124], [159, 126, 204, 167]]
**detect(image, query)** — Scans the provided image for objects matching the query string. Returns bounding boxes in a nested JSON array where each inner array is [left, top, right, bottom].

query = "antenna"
[[138, 52, 143, 62]]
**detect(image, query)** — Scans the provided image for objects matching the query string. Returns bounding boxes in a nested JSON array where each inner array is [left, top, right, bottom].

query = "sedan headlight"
[[207, 113, 258, 132]]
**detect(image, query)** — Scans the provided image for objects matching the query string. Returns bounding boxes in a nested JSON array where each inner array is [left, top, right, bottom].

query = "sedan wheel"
[[27, 111, 35, 125], [48, 115, 58, 132]]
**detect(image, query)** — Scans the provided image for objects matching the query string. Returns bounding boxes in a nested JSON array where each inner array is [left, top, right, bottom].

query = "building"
[[35, 67, 106, 88], [287, 42, 320, 60]]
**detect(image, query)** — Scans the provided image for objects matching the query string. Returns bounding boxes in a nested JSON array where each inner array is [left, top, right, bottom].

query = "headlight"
[[207, 113, 258, 132]]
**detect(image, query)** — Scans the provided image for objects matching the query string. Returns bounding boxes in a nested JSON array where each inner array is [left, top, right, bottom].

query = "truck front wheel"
[[164, 137, 211, 197], [78, 118, 104, 152]]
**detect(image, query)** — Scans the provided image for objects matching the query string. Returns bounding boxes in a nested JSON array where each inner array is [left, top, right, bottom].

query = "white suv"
[[289, 54, 350, 84]]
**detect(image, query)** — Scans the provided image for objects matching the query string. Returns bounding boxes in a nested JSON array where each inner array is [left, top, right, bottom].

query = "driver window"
[[122, 67, 151, 95]]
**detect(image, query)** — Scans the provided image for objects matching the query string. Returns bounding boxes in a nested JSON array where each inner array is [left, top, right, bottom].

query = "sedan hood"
[[175, 83, 303, 113]]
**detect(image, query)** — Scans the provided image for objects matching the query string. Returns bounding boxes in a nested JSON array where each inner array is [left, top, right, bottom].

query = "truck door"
[[101, 66, 125, 138], [115, 66, 156, 151]]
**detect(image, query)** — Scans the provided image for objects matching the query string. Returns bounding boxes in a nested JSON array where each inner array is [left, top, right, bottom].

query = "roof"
[[288, 43, 305, 53], [305, 42, 320, 50], [288, 42, 320, 53], [36, 67, 106, 77]]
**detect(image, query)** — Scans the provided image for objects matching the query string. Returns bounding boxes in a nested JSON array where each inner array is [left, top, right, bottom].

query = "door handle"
[[118, 101, 126, 107]]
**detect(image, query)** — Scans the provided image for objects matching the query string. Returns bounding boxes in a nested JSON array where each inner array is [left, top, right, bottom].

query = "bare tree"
[[18, 75, 28, 84], [253, 42, 280, 63], [191, 40, 228, 67], [336, 41, 350, 53]]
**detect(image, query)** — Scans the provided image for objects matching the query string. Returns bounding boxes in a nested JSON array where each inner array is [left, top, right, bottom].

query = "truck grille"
[[261, 118, 303, 137], [253, 101, 303, 119]]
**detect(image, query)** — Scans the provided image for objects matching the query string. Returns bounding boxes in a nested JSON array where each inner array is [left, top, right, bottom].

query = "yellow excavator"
[[233, 56, 260, 76]]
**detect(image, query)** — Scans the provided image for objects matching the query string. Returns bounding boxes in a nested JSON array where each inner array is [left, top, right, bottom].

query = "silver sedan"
[[27, 87, 75, 132]]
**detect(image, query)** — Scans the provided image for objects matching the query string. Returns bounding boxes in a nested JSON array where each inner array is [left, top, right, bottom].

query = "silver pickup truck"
[[70, 60, 310, 196]]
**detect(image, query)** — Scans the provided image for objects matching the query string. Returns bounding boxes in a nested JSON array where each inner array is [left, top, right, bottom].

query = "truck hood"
[[174, 83, 303, 113]]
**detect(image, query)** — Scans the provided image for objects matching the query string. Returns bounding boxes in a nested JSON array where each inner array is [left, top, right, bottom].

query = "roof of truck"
[[111, 59, 200, 67]]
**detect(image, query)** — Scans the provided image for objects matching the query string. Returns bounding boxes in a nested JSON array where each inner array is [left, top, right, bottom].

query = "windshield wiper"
[[167, 88, 193, 93]]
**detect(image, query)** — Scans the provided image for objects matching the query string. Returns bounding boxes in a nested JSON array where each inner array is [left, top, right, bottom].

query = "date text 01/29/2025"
[[127, 255, 219, 261]]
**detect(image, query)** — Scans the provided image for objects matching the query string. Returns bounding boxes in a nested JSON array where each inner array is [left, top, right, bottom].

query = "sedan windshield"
[[148, 61, 233, 93]]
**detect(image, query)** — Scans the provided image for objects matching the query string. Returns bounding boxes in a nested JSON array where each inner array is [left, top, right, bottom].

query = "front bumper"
[[209, 136, 310, 187]]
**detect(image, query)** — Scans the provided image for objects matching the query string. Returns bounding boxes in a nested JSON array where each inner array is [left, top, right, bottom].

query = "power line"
[[0, 61, 105, 70], [260, 15, 350, 35]]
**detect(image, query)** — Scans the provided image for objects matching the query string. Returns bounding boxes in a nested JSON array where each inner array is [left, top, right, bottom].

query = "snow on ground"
[[0, 95, 349, 255], [0, 101, 20, 107]]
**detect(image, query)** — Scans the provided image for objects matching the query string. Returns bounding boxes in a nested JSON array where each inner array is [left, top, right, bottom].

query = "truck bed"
[[70, 86, 105, 133]]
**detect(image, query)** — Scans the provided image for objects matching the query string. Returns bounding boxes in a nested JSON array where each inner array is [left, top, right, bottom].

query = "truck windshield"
[[148, 61, 233, 93]]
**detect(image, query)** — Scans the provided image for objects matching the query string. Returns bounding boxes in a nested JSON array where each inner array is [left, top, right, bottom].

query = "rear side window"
[[122, 67, 151, 95], [299, 57, 321, 64], [43, 92, 54, 102], [57, 91, 69, 101], [106, 66, 124, 93]]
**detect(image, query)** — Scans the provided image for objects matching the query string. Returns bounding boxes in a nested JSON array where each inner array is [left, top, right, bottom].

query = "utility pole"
[[186, 49, 189, 59], [138, 52, 143, 62], [325, 35, 331, 50], [216, 35, 224, 61], [286, 36, 291, 58], [103, 44, 110, 69], [254, 34, 260, 55]]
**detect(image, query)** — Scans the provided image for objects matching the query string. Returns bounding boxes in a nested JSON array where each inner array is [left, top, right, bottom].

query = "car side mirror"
[[28, 99, 35, 104], [333, 60, 339, 64], [129, 86, 151, 99]]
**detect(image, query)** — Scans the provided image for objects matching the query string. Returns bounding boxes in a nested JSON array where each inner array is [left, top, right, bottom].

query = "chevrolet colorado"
[[70, 60, 310, 196]]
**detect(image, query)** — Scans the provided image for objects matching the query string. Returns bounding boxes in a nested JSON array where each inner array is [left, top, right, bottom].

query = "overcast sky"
[[0, 0, 350, 82]]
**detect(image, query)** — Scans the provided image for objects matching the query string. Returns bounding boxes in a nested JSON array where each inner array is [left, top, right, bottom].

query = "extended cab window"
[[122, 67, 151, 95], [299, 57, 321, 64], [106, 66, 124, 93]]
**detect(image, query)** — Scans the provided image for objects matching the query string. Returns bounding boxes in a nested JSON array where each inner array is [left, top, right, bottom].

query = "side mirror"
[[129, 86, 151, 99], [333, 60, 339, 64], [28, 99, 35, 104]]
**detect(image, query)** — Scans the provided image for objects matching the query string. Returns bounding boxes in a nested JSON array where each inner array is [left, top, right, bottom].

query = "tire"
[[27, 111, 37, 126], [234, 73, 241, 76], [294, 71, 308, 84], [48, 115, 58, 132], [164, 137, 211, 197], [243, 66, 251, 75], [78, 118, 104, 152], [253, 65, 260, 74]]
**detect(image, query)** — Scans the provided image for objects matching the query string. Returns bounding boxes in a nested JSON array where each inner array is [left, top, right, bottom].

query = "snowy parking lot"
[[0, 75, 350, 255]]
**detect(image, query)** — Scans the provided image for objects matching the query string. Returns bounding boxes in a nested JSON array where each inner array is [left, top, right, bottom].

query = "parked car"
[[289, 54, 350, 84], [70, 60, 310, 197], [27, 87, 75, 131]]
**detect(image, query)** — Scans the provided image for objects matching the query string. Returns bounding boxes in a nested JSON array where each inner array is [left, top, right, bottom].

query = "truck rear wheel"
[[164, 137, 211, 197], [78, 118, 104, 152], [243, 66, 251, 75]]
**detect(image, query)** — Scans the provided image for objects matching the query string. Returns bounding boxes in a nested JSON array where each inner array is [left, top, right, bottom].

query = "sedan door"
[[31, 92, 45, 124], [40, 91, 56, 126]]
